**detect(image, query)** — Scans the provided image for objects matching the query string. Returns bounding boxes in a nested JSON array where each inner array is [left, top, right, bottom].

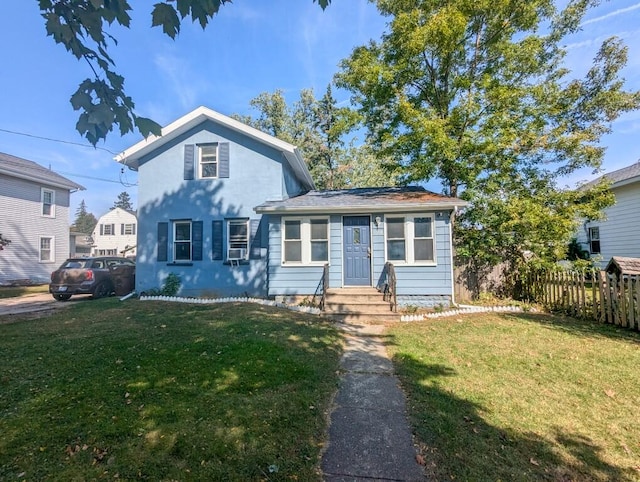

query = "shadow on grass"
[[0, 300, 343, 481], [503, 312, 640, 345], [391, 354, 637, 481]]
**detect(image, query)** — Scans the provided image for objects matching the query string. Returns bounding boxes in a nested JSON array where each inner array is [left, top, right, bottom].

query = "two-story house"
[[576, 161, 640, 267], [0, 152, 84, 284], [116, 107, 466, 309], [91, 207, 137, 258]]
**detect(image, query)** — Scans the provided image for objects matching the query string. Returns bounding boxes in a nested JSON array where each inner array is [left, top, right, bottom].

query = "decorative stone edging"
[[400, 305, 535, 322], [138, 295, 323, 315], [136, 295, 533, 322]]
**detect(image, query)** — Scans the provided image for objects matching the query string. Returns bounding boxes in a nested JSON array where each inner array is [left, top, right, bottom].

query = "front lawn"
[[0, 299, 342, 480], [387, 313, 640, 481]]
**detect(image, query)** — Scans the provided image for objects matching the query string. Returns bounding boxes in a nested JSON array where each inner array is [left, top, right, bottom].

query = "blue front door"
[[343, 216, 371, 286]]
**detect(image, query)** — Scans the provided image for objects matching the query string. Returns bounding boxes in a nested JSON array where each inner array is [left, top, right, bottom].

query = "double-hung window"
[[385, 215, 435, 264], [283, 217, 329, 265], [199, 144, 218, 179], [41, 188, 55, 217], [588, 226, 600, 254], [102, 223, 115, 236], [174, 221, 192, 261], [227, 219, 249, 260], [123, 223, 136, 235], [39, 236, 54, 262]]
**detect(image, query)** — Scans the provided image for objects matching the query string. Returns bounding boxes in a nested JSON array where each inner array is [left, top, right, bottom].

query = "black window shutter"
[[212, 220, 223, 260], [184, 144, 195, 180], [218, 142, 229, 178], [121, 224, 124, 235], [100, 224, 103, 236], [192, 221, 203, 261], [157, 222, 168, 262], [111, 224, 115, 234], [249, 219, 262, 259]]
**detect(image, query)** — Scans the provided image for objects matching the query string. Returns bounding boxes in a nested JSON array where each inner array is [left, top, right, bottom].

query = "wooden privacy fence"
[[521, 269, 640, 331]]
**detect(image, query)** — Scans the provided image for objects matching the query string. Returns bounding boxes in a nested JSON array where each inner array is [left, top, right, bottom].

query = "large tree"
[[337, 0, 638, 272], [37, 0, 331, 146], [71, 199, 98, 235], [236, 87, 399, 189]]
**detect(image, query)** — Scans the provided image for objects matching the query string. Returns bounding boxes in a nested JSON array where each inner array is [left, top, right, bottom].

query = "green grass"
[[0, 284, 48, 299], [387, 313, 640, 481], [0, 298, 342, 480]]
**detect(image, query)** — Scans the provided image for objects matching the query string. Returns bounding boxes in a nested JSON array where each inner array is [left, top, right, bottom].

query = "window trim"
[[41, 188, 55, 218], [384, 214, 436, 266], [281, 216, 330, 266], [173, 220, 192, 262], [198, 143, 219, 179], [39, 236, 55, 263], [588, 226, 601, 254], [226, 218, 250, 261]]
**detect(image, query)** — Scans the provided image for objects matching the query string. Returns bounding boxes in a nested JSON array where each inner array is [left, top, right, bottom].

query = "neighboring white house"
[[0, 151, 84, 284], [576, 161, 640, 267], [91, 208, 137, 258]]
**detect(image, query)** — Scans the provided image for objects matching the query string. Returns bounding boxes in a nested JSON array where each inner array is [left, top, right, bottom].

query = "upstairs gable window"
[[199, 144, 218, 179], [41, 188, 55, 217]]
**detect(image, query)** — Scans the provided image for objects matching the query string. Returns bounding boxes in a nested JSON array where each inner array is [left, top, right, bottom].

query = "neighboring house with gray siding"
[[576, 161, 640, 267], [0, 152, 84, 284], [116, 106, 465, 306]]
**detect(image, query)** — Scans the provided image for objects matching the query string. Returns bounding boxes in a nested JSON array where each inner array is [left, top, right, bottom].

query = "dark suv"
[[49, 257, 135, 301]]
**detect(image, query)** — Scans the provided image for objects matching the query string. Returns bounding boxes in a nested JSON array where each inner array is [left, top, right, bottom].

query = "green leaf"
[[151, 3, 181, 38], [134, 116, 163, 139]]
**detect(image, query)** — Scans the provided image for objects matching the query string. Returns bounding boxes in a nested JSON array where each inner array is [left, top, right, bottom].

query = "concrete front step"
[[323, 287, 398, 322]]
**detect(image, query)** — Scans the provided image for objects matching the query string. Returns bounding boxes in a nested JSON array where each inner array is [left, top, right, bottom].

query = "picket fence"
[[521, 269, 640, 331]]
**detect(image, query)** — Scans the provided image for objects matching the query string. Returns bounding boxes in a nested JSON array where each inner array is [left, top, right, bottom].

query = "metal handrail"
[[383, 262, 397, 312], [313, 263, 330, 311]]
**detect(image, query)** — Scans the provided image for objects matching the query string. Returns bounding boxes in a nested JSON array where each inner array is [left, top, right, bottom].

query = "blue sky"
[[1, 1, 639, 221]]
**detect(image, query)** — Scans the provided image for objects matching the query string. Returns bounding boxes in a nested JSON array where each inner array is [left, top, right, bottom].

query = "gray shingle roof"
[[255, 186, 467, 214], [583, 161, 640, 188], [605, 256, 640, 276], [0, 151, 85, 191]]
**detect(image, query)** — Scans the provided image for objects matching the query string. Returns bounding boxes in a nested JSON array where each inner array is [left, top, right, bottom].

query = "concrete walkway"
[[321, 323, 425, 481]]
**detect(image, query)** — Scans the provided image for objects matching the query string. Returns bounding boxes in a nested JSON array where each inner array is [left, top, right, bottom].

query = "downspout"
[[449, 206, 458, 307]]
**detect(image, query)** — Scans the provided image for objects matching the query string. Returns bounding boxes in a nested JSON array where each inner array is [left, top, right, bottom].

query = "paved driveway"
[[0, 292, 83, 321]]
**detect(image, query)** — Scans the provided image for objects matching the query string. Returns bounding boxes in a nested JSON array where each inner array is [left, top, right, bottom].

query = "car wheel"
[[92, 281, 112, 299], [53, 294, 72, 301]]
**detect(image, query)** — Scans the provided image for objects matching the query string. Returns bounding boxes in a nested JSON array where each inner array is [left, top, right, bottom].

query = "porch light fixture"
[[374, 216, 382, 227]]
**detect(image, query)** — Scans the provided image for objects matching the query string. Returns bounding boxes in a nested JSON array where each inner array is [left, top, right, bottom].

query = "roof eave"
[[0, 168, 85, 191], [115, 106, 304, 172], [255, 201, 468, 214]]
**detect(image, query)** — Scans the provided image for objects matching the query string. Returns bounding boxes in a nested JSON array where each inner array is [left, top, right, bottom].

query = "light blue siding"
[[135, 120, 305, 297], [267, 211, 454, 298], [267, 215, 325, 295]]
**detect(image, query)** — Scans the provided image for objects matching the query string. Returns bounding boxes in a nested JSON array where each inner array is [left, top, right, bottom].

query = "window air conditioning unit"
[[227, 248, 246, 261]]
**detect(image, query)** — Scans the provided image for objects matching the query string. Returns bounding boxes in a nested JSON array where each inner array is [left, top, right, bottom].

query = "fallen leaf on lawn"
[[530, 458, 540, 466], [604, 389, 615, 398], [416, 454, 425, 465]]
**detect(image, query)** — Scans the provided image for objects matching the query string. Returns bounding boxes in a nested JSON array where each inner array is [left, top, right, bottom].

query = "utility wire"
[[0, 127, 118, 155], [0, 126, 137, 186]]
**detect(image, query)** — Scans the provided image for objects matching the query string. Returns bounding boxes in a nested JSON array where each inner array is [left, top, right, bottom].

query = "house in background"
[[91, 207, 137, 258], [576, 161, 640, 267], [116, 107, 465, 310], [69, 231, 93, 257], [0, 152, 84, 284]]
